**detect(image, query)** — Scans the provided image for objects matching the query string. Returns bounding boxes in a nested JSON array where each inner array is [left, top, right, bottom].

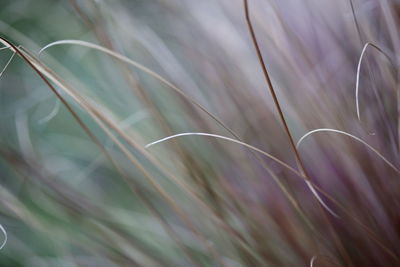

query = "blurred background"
[[0, 0, 400, 266]]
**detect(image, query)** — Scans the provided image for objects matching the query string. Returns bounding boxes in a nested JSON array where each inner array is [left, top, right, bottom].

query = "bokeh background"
[[0, 0, 400, 266]]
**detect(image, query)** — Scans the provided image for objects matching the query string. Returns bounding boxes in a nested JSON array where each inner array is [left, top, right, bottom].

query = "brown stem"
[[243, 0, 308, 178], [242, 1, 354, 266]]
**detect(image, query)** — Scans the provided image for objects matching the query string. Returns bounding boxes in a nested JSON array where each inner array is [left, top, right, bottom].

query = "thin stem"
[[243, 1, 353, 266], [243, 0, 308, 177]]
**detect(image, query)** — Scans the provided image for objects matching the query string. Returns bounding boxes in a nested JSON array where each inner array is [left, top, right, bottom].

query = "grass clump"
[[0, 0, 400, 266]]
